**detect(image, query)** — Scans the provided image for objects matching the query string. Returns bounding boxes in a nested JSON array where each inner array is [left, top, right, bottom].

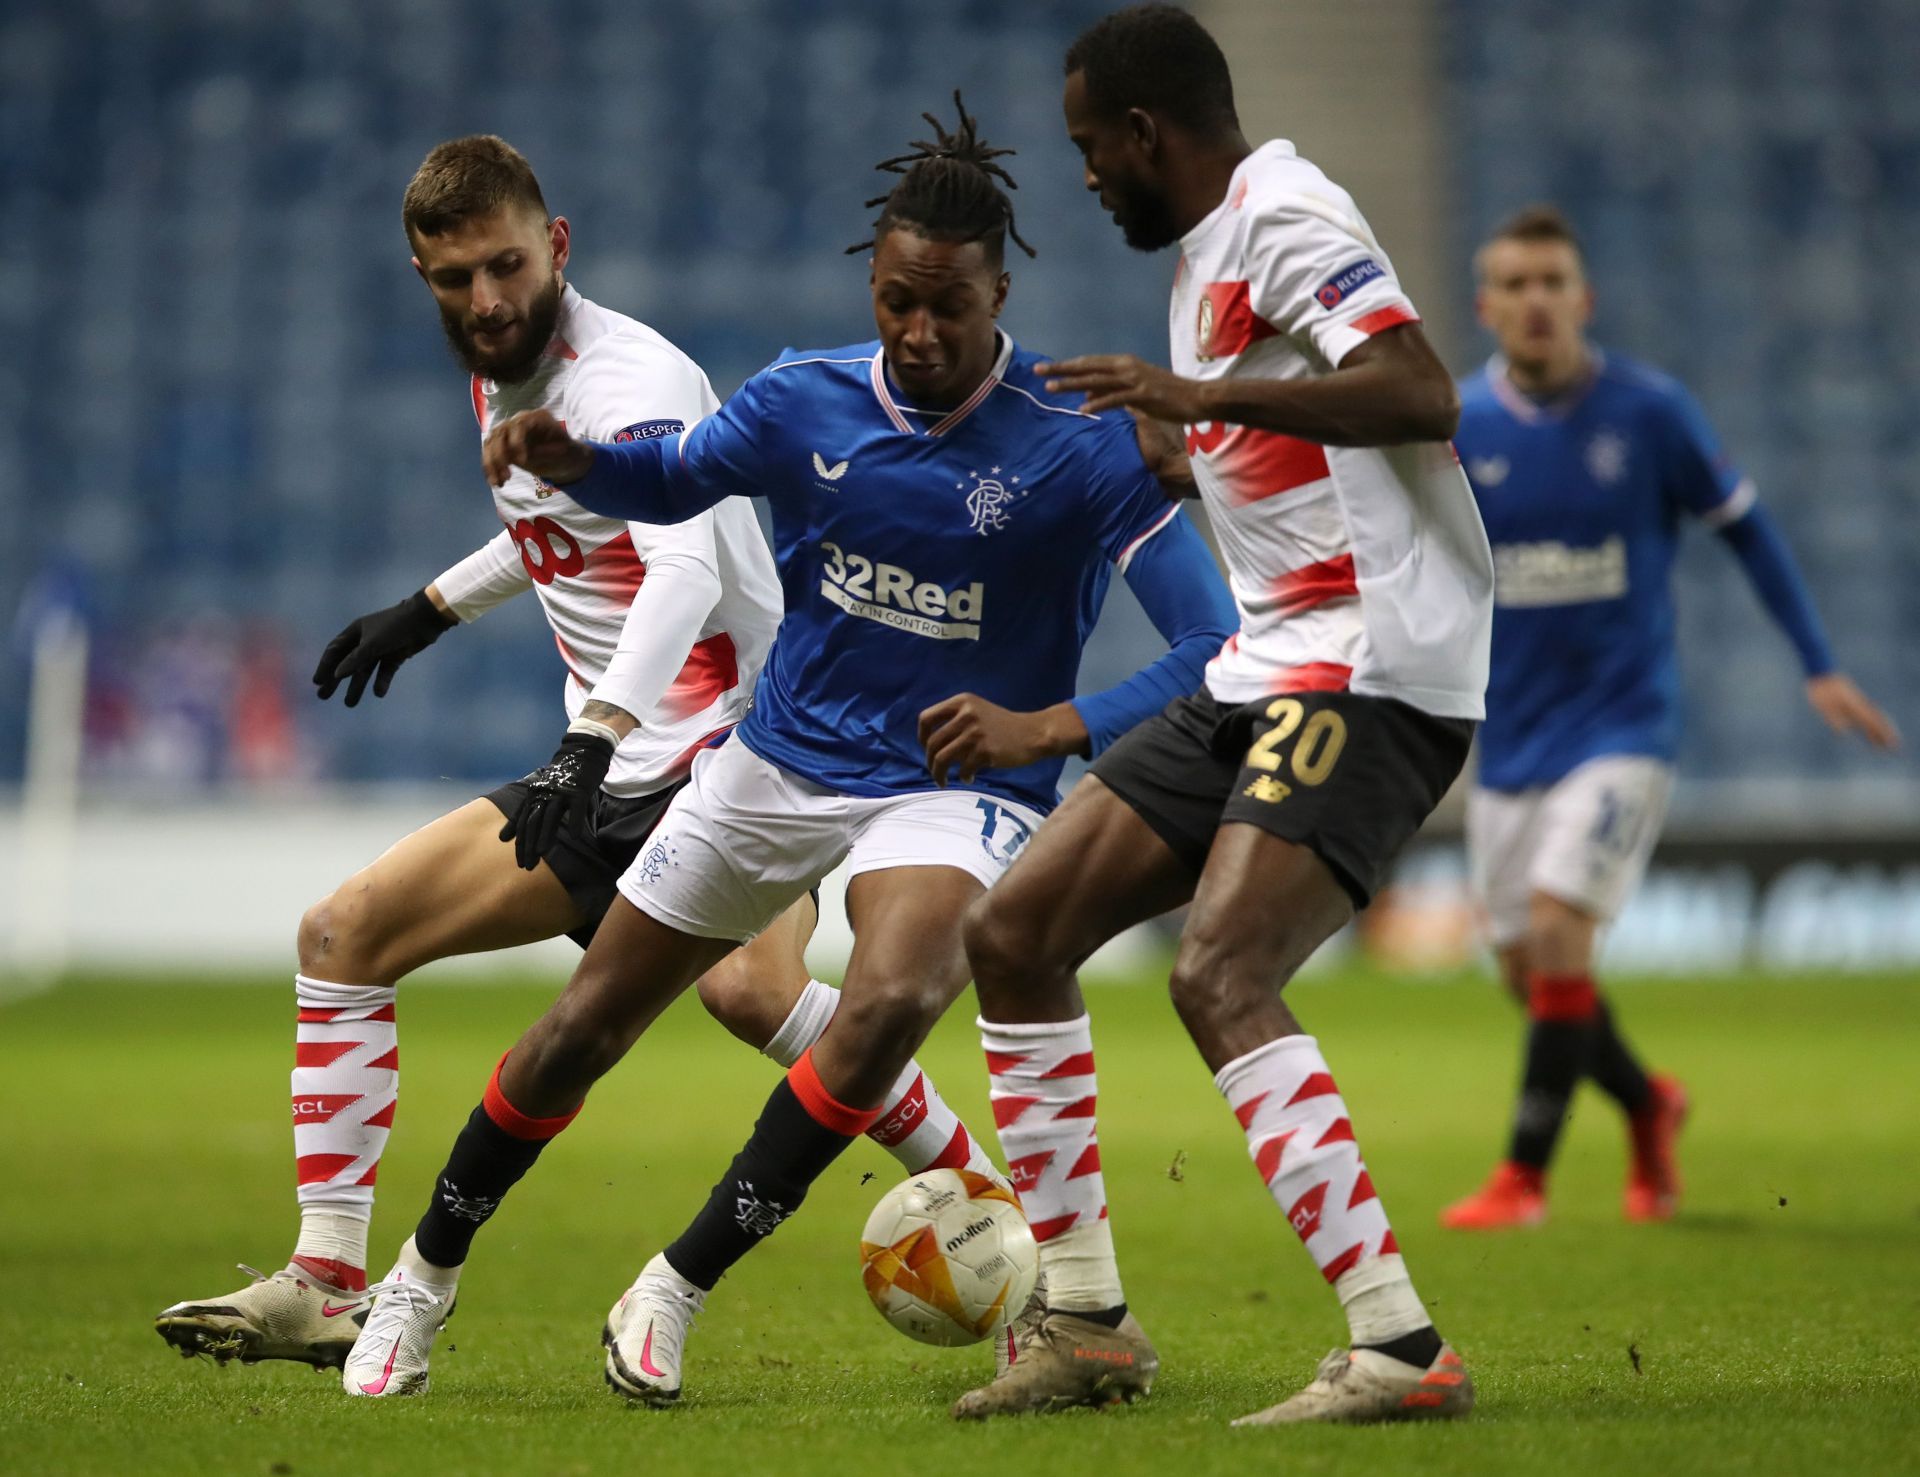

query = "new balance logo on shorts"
[[819, 540, 985, 641]]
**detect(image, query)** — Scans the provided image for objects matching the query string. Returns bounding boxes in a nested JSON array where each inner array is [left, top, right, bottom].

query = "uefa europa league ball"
[[858, 1168, 1040, 1346]]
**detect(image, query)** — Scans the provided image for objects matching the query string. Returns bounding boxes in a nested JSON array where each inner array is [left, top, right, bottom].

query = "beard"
[[1114, 186, 1185, 253], [439, 272, 563, 384]]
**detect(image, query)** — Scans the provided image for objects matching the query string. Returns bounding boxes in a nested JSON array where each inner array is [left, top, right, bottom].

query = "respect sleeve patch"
[[611, 419, 685, 442], [1314, 258, 1384, 310]]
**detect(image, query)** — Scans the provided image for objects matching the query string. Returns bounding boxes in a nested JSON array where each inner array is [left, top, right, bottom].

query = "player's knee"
[[1524, 911, 1594, 977], [297, 875, 405, 982], [694, 951, 787, 1051], [298, 889, 365, 977], [961, 894, 1023, 985], [835, 973, 952, 1060], [1167, 930, 1269, 1032]]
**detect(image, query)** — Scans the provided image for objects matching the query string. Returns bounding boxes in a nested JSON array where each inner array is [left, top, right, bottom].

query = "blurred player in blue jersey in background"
[[1443, 206, 1898, 1231], [338, 98, 1237, 1404]]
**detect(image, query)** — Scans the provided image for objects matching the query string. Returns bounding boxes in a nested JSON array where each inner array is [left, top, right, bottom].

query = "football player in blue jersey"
[[1441, 206, 1898, 1231], [338, 98, 1237, 1405]]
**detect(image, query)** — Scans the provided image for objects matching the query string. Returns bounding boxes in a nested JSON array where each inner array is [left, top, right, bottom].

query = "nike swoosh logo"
[[358, 1335, 402, 1395], [639, 1320, 666, 1379], [321, 1301, 362, 1318]]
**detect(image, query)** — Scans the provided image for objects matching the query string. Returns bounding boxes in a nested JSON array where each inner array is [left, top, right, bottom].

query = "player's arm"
[[1075, 510, 1236, 750], [1042, 198, 1457, 447], [483, 370, 776, 526], [1712, 506, 1898, 749], [497, 524, 726, 867], [498, 341, 748, 864], [917, 514, 1231, 785], [311, 532, 532, 706], [1665, 391, 1898, 750], [919, 443, 1237, 787], [1039, 325, 1457, 447]]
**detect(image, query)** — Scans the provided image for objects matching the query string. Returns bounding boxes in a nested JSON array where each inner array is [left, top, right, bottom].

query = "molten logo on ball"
[[857, 1168, 1040, 1347]]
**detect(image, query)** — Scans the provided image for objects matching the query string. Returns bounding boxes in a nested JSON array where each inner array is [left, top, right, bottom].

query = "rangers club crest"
[[957, 467, 1026, 536]]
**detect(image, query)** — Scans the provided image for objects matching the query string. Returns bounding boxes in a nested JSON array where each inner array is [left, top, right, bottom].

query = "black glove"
[[313, 590, 458, 706], [499, 728, 617, 870]]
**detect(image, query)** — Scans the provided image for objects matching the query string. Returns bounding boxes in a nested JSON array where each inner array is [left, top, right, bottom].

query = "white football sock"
[[1215, 1034, 1429, 1346], [291, 974, 397, 1282], [979, 1014, 1125, 1312], [394, 1234, 461, 1289]]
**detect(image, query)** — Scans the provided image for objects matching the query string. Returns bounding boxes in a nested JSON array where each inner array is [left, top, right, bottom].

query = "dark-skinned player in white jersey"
[[950, 6, 1493, 1425]]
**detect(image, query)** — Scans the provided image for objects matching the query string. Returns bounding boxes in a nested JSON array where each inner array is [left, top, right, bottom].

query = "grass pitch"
[[2, 965, 1916, 1476]]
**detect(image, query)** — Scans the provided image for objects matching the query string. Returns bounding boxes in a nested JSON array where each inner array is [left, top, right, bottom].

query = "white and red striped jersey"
[[1170, 141, 1492, 719], [433, 285, 782, 797]]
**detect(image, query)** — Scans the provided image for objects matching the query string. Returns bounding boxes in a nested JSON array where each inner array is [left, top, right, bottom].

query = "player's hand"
[[1128, 408, 1197, 500], [483, 409, 596, 490], [1805, 673, 1900, 751], [1037, 353, 1209, 423], [313, 590, 457, 706], [918, 696, 1089, 787], [498, 728, 617, 870]]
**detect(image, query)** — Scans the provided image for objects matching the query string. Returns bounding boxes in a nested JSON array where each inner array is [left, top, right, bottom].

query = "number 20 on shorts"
[[1245, 698, 1349, 786]]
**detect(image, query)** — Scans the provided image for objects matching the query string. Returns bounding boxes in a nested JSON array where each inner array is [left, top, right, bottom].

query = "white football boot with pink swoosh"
[[341, 1253, 457, 1398], [602, 1252, 706, 1405]]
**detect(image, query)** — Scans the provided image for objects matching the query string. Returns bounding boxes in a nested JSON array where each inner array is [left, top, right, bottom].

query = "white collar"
[[869, 330, 1013, 436]]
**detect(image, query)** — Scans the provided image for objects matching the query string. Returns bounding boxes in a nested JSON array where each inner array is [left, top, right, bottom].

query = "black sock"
[[1587, 1003, 1652, 1115], [1506, 974, 1599, 1171], [664, 1079, 859, 1291], [1067, 1303, 1129, 1329], [412, 1104, 555, 1269], [1359, 1325, 1443, 1367]]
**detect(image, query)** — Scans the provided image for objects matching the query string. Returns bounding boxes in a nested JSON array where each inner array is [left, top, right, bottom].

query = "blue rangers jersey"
[[565, 330, 1235, 812], [1457, 352, 1767, 790]]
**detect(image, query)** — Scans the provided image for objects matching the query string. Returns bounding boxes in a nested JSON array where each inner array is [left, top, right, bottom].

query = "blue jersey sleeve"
[[1072, 510, 1236, 756], [1655, 381, 1750, 524], [1081, 417, 1191, 565], [566, 367, 777, 524], [1716, 504, 1837, 676]]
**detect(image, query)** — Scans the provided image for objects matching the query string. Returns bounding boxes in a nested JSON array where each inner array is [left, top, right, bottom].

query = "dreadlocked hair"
[[847, 91, 1036, 263]]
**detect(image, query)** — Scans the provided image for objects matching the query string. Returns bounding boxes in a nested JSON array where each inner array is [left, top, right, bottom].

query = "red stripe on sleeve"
[[1350, 305, 1419, 337]]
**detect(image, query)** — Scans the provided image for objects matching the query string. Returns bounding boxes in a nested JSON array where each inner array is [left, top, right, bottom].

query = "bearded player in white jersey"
[[156, 136, 1000, 1371], [951, 7, 1492, 1425]]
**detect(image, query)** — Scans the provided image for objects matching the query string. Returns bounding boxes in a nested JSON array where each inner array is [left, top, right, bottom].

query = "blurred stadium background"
[[1, 0, 1914, 985]]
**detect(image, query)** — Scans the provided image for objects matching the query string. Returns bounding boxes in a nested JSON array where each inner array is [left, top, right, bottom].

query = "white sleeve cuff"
[[1698, 477, 1758, 530]]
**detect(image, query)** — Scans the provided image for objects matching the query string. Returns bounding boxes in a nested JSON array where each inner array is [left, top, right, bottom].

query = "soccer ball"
[[858, 1168, 1039, 1347]]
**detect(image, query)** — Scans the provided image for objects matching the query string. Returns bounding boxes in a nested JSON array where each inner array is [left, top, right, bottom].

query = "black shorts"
[[1090, 686, 1474, 909], [483, 779, 681, 948]]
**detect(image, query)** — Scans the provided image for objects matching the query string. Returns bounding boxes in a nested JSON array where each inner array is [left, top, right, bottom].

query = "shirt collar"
[[1488, 347, 1605, 424], [870, 330, 1013, 436]]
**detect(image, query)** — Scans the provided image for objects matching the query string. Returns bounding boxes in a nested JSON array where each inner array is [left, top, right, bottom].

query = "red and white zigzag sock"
[[979, 1014, 1124, 1312], [764, 979, 997, 1181], [1216, 1034, 1429, 1345], [289, 974, 398, 1291]]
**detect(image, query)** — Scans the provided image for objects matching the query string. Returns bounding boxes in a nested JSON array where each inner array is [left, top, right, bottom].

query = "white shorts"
[[615, 734, 1047, 943], [1467, 754, 1673, 947]]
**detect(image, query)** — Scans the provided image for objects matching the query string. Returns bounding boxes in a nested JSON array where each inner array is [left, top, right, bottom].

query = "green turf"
[[2, 966, 1917, 1476]]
